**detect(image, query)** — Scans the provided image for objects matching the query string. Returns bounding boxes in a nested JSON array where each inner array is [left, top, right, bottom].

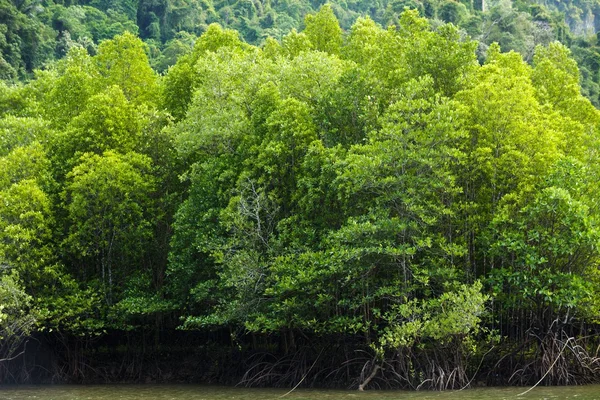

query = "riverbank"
[[3, 329, 600, 390], [2, 384, 600, 400]]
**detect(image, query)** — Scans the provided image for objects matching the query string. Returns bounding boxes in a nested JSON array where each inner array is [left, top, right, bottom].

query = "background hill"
[[1, 0, 599, 104]]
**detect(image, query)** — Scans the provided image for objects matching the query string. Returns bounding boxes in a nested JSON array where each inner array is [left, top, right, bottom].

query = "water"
[[1, 385, 600, 400]]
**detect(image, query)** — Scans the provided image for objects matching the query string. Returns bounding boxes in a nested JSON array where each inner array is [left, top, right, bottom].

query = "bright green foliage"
[[343, 11, 477, 106], [261, 99, 317, 182], [43, 47, 100, 128], [0, 116, 51, 156], [303, 4, 343, 55], [95, 32, 158, 105], [174, 22, 476, 350], [160, 53, 196, 121], [412, 23, 478, 96], [0, 144, 53, 265], [278, 50, 345, 105], [54, 85, 142, 170], [378, 281, 488, 349], [0, 142, 51, 190], [281, 29, 313, 58], [1, 5, 600, 387], [372, 282, 490, 388], [0, 139, 108, 337], [532, 42, 600, 138], [167, 17, 600, 388], [456, 50, 564, 237], [397, 10, 478, 96], [298, 78, 466, 331], [63, 151, 155, 303], [0, 81, 43, 118], [532, 42, 581, 109], [192, 24, 250, 55], [488, 177, 600, 324], [343, 16, 383, 65], [0, 178, 54, 290], [161, 24, 251, 121], [173, 46, 272, 163]]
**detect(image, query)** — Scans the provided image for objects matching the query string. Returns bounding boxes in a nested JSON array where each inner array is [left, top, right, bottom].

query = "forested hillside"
[[2, 3, 600, 390], [1, 0, 600, 104]]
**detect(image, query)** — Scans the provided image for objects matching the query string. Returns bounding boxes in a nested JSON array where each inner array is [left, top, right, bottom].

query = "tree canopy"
[[1, 6, 600, 389]]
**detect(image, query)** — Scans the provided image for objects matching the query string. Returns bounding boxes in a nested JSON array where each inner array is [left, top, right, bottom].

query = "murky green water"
[[1, 385, 600, 400]]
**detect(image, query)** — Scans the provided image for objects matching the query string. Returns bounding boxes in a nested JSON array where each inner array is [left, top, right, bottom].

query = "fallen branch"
[[358, 364, 381, 391]]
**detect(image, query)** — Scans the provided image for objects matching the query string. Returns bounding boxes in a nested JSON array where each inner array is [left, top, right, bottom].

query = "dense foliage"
[[2, 4, 600, 389], [1, 0, 600, 104]]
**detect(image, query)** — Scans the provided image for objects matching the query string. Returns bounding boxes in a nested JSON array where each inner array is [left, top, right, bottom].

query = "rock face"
[[567, 9, 597, 36], [481, 0, 599, 35], [543, 0, 600, 36]]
